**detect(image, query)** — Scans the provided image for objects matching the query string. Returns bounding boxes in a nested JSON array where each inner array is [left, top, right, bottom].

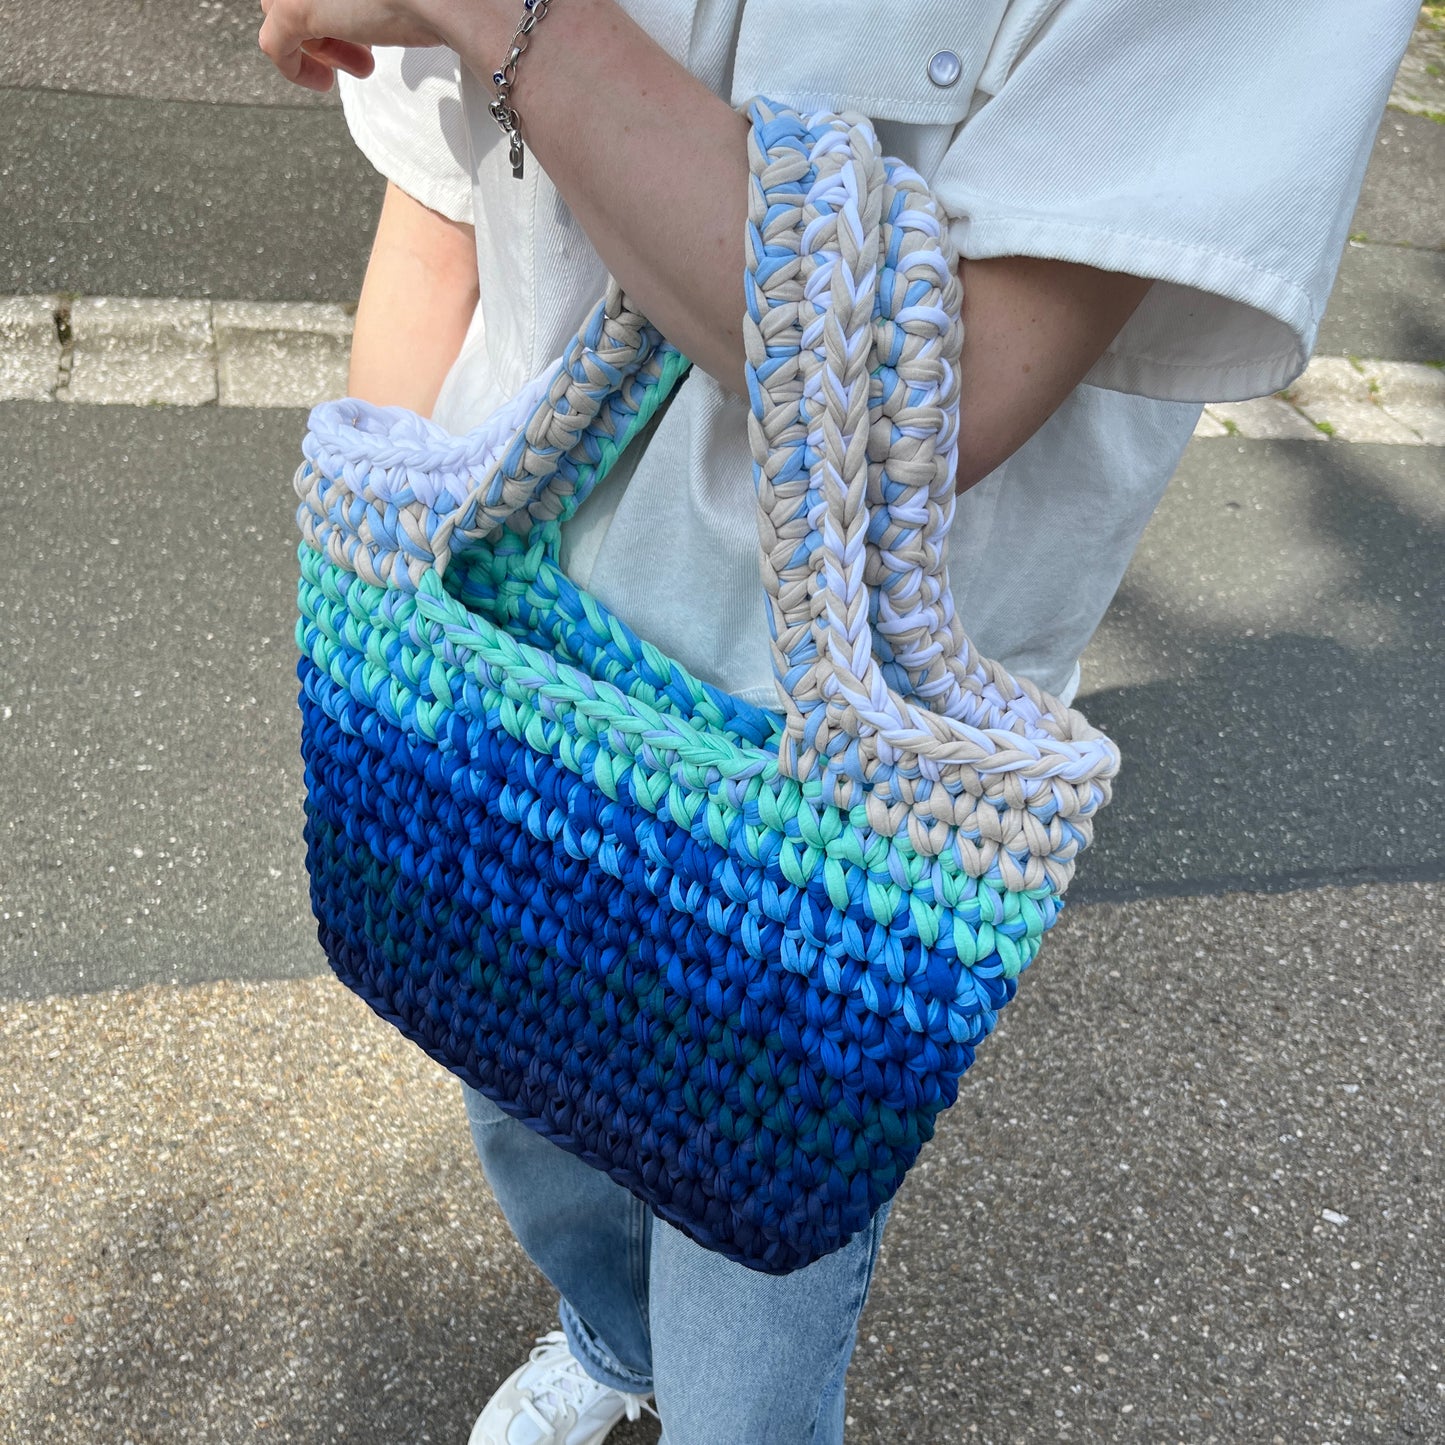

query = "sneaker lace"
[[517, 1331, 658, 1433]]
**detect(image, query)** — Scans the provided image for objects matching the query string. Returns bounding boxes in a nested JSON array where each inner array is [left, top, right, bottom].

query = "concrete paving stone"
[[1367, 358, 1445, 441], [1289, 402, 1423, 444], [1191, 410, 1229, 438], [217, 334, 351, 409], [213, 302, 354, 408], [1389, 3, 1445, 123], [1366, 356, 1445, 403], [65, 297, 216, 406], [0, 293, 61, 401], [1282, 356, 1425, 442], [1318, 244, 1445, 361], [1379, 398, 1445, 443], [1, 878, 1441, 1443], [1286, 355, 1374, 405], [1202, 397, 1323, 440], [211, 300, 355, 338]]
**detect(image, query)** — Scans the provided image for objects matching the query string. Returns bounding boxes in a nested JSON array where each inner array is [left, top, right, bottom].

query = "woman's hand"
[[257, 0, 452, 93]]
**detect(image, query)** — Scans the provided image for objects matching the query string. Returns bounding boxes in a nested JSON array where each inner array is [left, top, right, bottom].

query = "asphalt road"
[[1, 11, 1442, 1445], [0, 400, 1439, 1000]]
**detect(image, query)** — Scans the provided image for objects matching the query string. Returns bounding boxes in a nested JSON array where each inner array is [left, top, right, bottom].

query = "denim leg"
[[648, 1201, 892, 1445], [460, 1082, 654, 1393]]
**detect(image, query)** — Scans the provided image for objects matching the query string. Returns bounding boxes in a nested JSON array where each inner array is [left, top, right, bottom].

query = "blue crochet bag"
[[293, 100, 1120, 1274]]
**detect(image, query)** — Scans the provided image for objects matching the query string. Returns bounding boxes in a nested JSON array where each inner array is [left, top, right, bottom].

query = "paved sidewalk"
[[4, 882, 1442, 1445], [2, 6, 1442, 1445]]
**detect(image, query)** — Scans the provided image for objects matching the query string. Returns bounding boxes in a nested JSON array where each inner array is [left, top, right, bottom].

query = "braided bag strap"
[[741, 102, 1117, 886], [294, 97, 1120, 893]]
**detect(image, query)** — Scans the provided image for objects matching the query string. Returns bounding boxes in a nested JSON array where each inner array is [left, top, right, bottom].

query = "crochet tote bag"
[[294, 99, 1120, 1275]]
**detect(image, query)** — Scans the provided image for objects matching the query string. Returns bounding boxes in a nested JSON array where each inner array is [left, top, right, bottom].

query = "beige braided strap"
[[742, 102, 1118, 884]]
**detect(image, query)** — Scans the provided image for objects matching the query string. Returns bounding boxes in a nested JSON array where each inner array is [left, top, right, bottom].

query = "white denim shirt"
[[339, 0, 1414, 707]]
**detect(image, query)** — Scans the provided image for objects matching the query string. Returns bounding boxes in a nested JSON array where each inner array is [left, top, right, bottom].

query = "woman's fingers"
[[303, 35, 376, 78], [258, 11, 373, 92], [258, 11, 320, 89], [258, 2, 438, 90]]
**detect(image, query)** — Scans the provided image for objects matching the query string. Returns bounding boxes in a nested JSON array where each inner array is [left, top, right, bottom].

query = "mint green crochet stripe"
[[447, 341, 745, 736], [296, 552, 1053, 973]]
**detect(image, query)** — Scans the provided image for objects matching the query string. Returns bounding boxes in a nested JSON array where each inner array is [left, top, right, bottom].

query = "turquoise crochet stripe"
[[298, 543, 1060, 980]]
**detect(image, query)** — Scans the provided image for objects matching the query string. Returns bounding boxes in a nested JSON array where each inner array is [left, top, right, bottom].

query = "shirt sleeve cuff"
[[338, 67, 474, 226], [950, 211, 1320, 403]]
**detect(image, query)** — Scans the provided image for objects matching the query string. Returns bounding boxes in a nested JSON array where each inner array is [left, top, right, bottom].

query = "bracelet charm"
[[488, 0, 556, 179]]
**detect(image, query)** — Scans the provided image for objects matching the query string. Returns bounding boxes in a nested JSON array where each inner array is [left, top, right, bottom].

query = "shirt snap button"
[[927, 49, 962, 88]]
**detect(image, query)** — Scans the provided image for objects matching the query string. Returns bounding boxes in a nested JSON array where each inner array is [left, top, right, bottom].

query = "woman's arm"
[[348, 180, 479, 415], [260, 0, 1151, 487], [955, 255, 1151, 491]]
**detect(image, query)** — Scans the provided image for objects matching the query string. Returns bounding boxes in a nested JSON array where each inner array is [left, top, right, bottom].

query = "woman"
[[261, 1, 1416, 1440]]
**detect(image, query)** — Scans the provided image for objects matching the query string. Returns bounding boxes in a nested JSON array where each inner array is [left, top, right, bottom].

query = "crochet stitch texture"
[[293, 100, 1120, 1273]]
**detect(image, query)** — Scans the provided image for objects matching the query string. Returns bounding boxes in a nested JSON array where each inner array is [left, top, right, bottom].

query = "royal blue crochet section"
[[298, 653, 1026, 1273]]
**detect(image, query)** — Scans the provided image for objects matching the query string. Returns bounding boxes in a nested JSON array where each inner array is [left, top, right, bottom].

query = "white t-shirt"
[[338, 0, 1413, 707]]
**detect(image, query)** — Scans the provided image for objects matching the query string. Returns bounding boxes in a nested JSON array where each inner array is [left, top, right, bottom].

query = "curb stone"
[[1364, 359, 1445, 443], [214, 301, 354, 409], [0, 295, 356, 410], [64, 297, 216, 407], [1200, 355, 1445, 443], [0, 294, 62, 401], [1202, 396, 1327, 441], [1, 293, 1443, 442], [1280, 356, 1430, 443]]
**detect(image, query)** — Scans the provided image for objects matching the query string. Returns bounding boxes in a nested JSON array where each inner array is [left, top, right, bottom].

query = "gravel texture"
[[0, 89, 380, 304], [3, 882, 1441, 1444], [1352, 109, 1445, 252], [0, 0, 336, 107], [0, 295, 61, 402]]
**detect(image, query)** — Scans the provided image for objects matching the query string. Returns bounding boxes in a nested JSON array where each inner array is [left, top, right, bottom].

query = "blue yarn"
[[297, 652, 1028, 1271]]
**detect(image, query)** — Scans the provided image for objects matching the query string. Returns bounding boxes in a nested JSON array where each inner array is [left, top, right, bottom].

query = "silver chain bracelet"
[[488, 0, 557, 180]]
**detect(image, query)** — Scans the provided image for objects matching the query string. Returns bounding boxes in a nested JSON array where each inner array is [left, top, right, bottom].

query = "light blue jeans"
[[461, 1082, 892, 1445]]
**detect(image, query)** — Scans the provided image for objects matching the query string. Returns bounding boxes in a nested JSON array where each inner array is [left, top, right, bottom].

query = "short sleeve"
[[932, 0, 1419, 402], [337, 46, 473, 225]]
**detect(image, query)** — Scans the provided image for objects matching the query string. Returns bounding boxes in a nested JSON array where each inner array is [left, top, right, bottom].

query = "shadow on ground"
[[1076, 436, 1443, 901]]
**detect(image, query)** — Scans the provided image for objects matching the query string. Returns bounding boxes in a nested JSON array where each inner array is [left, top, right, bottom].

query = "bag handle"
[[295, 98, 1118, 890], [737, 102, 1116, 881], [297, 292, 683, 588]]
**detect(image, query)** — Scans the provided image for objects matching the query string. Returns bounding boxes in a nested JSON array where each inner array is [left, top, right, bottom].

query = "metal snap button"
[[927, 49, 962, 88]]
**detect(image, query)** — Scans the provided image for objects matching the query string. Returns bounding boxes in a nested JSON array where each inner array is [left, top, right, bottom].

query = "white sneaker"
[[467, 1330, 657, 1445]]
